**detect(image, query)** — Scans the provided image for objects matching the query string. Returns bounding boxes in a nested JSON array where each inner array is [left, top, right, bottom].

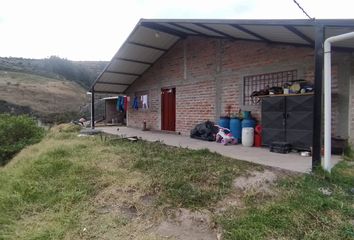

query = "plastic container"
[[242, 111, 251, 119], [242, 119, 256, 128], [218, 117, 230, 129], [230, 118, 242, 141], [254, 124, 262, 147], [242, 127, 254, 147]]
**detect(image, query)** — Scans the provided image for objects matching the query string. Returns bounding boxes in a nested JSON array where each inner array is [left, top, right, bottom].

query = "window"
[[243, 70, 297, 105]]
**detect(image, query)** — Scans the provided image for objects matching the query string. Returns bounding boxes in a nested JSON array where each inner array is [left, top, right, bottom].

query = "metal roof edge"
[[89, 19, 145, 92], [139, 18, 354, 27]]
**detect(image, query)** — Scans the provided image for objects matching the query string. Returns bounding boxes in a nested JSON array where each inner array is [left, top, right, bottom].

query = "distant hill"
[[0, 57, 108, 88], [0, 70, 88, 123], [0, 57, 108, 123]]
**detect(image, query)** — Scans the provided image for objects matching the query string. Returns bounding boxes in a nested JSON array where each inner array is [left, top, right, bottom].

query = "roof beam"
[[123, 39, 182, 94], [92, 90, 124, 94], [140, 22, 187, 38], [128, 41, 168, 52], [114, 57, 152, 65], [96, 81, 131, 86], [229, 24, 271, 42], [105, 70, 141, 77], [284, 25, 314, 45], [169, 22, 205, 35], [194, 23, 239, 40]]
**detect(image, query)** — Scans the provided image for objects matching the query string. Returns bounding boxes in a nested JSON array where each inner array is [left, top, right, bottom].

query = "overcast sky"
[[0, 0, 353, 61]]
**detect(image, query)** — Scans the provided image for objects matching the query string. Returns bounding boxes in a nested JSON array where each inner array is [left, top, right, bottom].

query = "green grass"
[[107, 139, 255, 208], [0, 127, 103, 240], [1, 125, 353, 239], [219, 161, 354, 240]]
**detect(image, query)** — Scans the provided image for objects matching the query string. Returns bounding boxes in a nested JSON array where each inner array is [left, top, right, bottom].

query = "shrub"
[[0, 114, 44, 165]]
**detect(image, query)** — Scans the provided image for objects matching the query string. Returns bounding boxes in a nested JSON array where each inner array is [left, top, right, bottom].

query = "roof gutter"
[[323, 31, 354, 172]]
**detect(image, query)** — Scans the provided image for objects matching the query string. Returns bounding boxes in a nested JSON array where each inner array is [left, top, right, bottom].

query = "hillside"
[[0, 70, 87, 122], [0, 57, 108, 88], [0, 56, 108, 122]]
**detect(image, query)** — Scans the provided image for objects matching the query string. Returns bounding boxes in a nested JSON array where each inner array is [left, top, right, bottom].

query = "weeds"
[[1, 128, 353, 240], [107, 139, 253, 208], [0, 135, 101, 239], [219, 161, 354, 240]]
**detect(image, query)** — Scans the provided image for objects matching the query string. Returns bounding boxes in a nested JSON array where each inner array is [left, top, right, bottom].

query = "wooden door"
[[161, 88, 176, 131]]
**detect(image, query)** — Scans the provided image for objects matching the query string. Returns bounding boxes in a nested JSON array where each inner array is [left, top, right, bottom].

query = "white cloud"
[[0, 0, 353, 60]]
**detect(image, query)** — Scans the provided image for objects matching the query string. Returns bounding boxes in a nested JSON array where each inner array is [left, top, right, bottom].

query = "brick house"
[[90, 19, 354, 166]]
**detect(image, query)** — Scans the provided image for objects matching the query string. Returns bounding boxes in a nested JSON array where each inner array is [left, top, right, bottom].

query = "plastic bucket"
[[242, 127, 254, 147]]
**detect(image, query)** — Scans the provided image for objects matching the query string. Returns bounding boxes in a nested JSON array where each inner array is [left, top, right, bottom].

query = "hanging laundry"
[[124, 96, 128, 112], [116, 97, 120, 111], [116, 96, 125, 112], [141, 95, 148, 109], [119, 96, 125, 112], [132, 96, 139, 110]]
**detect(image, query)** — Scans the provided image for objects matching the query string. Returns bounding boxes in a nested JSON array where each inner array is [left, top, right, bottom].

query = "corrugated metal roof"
[[107, 59, 150, 74], [91, 19, 354, 94], [240, 25, 310, 44]]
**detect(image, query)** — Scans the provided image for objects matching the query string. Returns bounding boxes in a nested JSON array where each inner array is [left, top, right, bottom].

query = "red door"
[[161, 88, 176, 131]]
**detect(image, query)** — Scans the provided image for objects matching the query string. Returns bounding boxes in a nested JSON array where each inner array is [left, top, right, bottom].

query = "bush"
[[0, 114, 44, 165]]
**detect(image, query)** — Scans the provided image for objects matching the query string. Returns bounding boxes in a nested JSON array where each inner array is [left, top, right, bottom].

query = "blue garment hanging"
[[116, 96, 125, 112], [116, 97, 120, 111], [132, 96, 139, 110], [119, 96, 124, 112]]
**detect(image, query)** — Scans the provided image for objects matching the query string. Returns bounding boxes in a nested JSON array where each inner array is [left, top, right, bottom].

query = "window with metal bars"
[[243, 70, 298, 105]]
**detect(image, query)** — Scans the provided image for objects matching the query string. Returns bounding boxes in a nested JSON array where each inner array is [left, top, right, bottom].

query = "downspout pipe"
[[91, 90, 95, 129], [323, 31, 354, 172]]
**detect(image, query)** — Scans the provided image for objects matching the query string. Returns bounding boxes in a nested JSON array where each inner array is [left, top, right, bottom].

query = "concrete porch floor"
[[97, 126, 342, 173]]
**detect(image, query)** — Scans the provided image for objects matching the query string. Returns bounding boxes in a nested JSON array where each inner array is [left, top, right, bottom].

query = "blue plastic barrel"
[[242, 119, 256, 128], [230, 118, 242, 141], [219, 117, 230, 129]]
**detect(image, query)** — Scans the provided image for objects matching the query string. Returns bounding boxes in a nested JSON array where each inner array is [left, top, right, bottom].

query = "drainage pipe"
[[323, 31, 354, 172]]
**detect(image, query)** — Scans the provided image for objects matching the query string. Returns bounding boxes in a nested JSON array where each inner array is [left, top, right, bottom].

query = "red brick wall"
[[126, 36, 350, 137], [176, 81, 216, 134]]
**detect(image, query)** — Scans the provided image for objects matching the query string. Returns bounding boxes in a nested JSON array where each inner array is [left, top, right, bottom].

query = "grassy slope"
[[0, 57, 108, 89], [0, 70, 87, 114], [0, 126, 353, 239], [220, 164, 354, 240]]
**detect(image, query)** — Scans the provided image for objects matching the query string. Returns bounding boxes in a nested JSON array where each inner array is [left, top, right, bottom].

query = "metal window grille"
[[243, 70, 297, 105]]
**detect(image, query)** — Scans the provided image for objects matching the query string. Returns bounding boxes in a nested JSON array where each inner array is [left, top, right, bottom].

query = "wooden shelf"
[[257, 92, 314, 98]]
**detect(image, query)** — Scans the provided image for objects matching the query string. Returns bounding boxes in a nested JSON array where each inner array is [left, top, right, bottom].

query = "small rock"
[[350, 188, 354, 194], [318, 187, 332, 196]]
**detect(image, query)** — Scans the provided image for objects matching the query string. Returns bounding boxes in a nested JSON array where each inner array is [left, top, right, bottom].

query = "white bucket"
[[242, 127, 254, 147]]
